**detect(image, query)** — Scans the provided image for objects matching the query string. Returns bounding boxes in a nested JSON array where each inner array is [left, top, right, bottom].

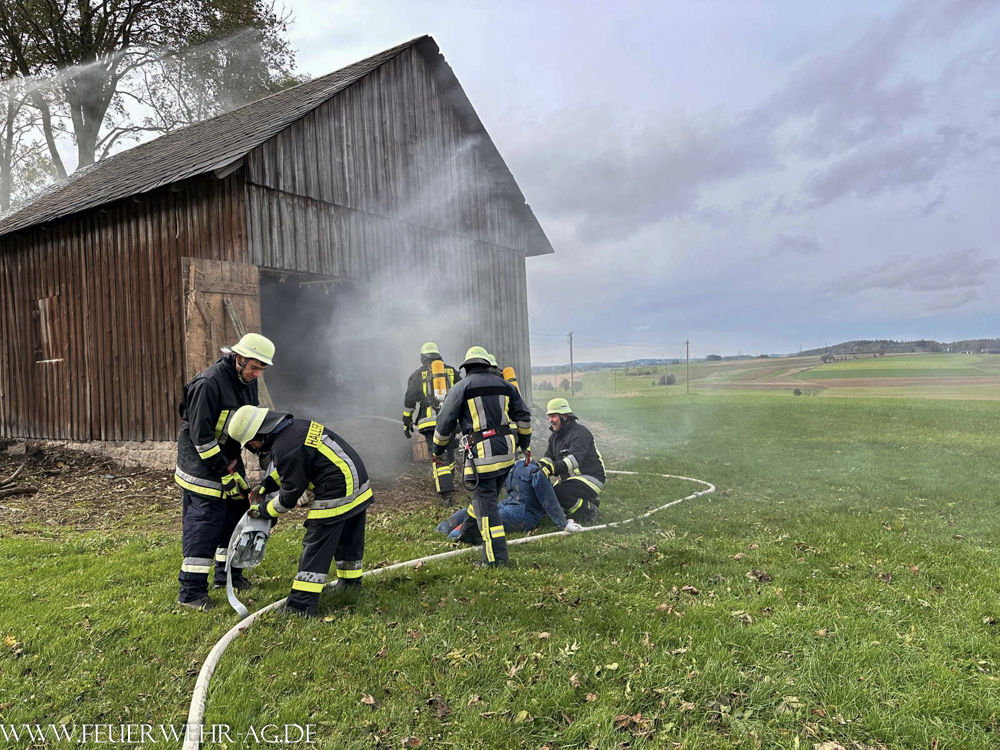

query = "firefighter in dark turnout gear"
[[228, 405, 374, 617], [532, 398, 606, 524], [176, 333, 275, 610], [433, 346, 531, 566], [402, 342, 461, 505]]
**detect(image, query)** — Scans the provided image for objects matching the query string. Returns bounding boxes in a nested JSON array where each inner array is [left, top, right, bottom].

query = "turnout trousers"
[[555, 480, 601, 523], [286, 510, 367, 615], [422, 432, 456, 497], [458, 475, 509, 565], [178, 490, 249, 602]]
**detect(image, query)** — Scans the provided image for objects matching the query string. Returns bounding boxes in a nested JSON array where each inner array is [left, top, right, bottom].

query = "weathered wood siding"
[[244, 45, 534, 408], [0, 175, 247, 441]]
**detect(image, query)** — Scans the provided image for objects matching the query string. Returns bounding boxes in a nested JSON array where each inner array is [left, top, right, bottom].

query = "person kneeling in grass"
[[227, 406, 373, 616], [437, 458, 585, 538]]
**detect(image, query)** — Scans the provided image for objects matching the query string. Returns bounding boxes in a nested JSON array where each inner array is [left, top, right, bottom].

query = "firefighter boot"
[[178, 596, 215, 612]]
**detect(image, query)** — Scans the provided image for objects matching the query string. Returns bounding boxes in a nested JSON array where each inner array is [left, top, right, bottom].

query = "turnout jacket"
[[544, 418, 606, 495], [403, 358, 460, 433], [257, 419, 373, 524], [175, 354, 258, 498], [432, 369, 532, 479]]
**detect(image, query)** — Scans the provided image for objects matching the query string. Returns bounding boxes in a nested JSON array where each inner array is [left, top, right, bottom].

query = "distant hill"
[[799, 339, 1000, 356]]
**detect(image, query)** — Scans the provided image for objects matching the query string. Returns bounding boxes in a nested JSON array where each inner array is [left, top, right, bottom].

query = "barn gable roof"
[[0, 35, 553, 256]]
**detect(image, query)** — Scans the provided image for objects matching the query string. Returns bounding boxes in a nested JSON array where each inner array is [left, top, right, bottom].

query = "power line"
[[574, 335, 686, 349], [530, 332, 685, 349]]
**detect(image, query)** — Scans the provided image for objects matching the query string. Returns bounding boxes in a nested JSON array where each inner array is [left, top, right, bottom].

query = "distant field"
[[812, 353, 984, 370], [533, 353, 1000, 401], [796, 367, 990, 380]]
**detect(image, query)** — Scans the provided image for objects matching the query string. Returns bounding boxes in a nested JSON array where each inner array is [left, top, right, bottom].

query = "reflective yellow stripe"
[[174, 475, 223, 498], [315, 442, 354, 497], [467, 503, 477, 518], [433, 432, 450, 446], [337, 568, 363, 579], [567, 498, 584, 514], [481, 517, 494, 562], [566, 476, 603, 494], [306, 487, 373, 520], [266, 498, 285, 517], [468, 397, 482, 455], [214, 410, 230, 440], [463, 457, 515, 476], [291, 580, 324, 593], [181, 563, 212, 574], [198, 444, 222, 460], [490, 525, 506, 539]]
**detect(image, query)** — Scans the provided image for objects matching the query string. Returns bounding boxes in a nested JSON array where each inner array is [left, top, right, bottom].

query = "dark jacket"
[[432, 367, 531, 479], [403, 357, 460, 433], [174, 354, 258, 498], [545, 417, 606, 494], [257, 419, 373, 525]]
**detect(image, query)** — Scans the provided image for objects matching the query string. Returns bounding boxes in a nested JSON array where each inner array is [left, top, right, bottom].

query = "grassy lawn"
[[4, 392, 1000, 748]]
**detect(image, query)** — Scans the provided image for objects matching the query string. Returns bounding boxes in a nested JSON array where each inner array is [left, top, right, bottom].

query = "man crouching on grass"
[[226, 406, 374, 616]]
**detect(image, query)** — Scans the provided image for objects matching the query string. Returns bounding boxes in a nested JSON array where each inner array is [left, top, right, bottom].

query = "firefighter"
[[432, 346, 531, 567], [531, 398, 606, 524], [402, 342, 461, 506], [227, 405, 374, 617], [175, 333, 274, 611]]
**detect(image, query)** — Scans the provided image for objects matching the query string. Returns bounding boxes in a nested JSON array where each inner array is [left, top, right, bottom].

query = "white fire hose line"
[[182, 469, 715, 750]]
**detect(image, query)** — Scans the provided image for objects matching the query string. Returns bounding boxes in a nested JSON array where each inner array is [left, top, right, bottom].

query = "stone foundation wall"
[[5, 439, 177, 471]]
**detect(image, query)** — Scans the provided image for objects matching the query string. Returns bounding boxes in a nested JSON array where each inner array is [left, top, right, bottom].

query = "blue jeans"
[[438, 460, 569, 535]]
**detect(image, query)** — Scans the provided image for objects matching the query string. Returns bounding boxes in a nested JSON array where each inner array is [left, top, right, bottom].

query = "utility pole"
[[568, 332, 575, 396], [686, 340, 690, 394]]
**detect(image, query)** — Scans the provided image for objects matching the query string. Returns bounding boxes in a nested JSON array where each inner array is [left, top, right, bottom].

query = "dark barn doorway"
[[259, 272, 371, 422]]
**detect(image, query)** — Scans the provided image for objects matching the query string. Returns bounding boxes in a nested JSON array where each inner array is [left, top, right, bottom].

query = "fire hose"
[[182, 469, 715, 750]]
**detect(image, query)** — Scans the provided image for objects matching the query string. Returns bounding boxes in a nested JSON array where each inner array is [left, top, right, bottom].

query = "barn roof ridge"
[[0, 34, 553, 255]]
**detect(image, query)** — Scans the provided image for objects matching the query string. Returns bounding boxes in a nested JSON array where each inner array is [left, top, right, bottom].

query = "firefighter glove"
[[248, 501, 278, 526], [403, 425, 412, 439], [564, 519, 585, 533], [534, 458, 556, 478], [221, 472, 249, 500]]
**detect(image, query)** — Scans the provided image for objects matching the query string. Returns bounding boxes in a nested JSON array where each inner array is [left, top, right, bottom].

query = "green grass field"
[[4, 392, 1000, 748], [536, 353, 1000, 401]]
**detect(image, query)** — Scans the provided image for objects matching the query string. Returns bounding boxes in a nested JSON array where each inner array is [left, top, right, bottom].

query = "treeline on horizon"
[[531, 338, 1000, 373]]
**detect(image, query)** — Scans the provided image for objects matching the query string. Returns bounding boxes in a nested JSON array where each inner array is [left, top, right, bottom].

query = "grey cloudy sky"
[[284, 0, 1000, 364]]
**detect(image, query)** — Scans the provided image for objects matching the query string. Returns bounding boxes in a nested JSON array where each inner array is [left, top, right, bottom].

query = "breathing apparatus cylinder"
[[431, 359, 448, 401], [503, 366, 519, 393]]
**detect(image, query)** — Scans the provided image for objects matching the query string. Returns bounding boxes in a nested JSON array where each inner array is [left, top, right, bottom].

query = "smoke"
[[260, 133, 527, 478]]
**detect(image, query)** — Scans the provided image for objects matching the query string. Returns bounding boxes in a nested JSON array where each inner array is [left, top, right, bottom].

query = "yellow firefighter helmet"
[[461, 346, 491, 369], [230, 333, 275, 366], [546, 398, 573, 415]]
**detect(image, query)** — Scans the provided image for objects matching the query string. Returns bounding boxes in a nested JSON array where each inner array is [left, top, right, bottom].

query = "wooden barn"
[[0, 35, 552, 450]]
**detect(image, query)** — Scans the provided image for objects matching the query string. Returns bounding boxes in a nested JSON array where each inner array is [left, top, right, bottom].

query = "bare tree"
[[0, 49, 60, 212], [0, 0, 297, 174]]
